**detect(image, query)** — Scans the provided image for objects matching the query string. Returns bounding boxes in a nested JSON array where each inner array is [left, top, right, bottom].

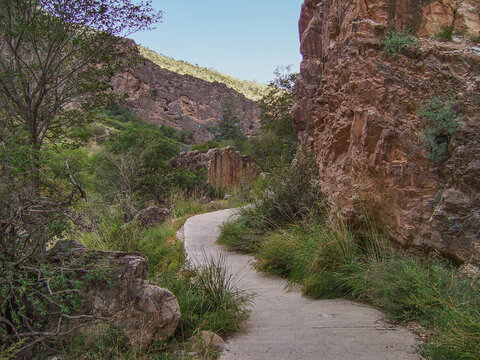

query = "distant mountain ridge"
[[138, 46, 267, 101], [139, 46, 267, 101], [111, 42, 261, 143]]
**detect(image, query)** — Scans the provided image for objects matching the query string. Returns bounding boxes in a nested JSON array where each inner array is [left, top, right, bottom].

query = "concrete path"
[[183, 208, 420, 360]]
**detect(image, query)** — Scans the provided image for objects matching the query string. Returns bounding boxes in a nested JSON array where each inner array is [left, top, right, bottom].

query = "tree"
[[0, 0, 161, 354], [247, 66, 298, 171], [0, 0, 161, 150], [212, 97, 246, 142], [259, 65, 297, 131]]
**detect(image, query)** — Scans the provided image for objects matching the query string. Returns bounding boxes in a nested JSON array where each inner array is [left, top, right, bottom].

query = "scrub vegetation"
[[140, 47, 268, 101]]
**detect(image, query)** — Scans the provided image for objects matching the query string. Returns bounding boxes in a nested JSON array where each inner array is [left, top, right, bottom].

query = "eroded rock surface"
[[169, 146, 260, 189], [293, 0, 480, 263], [112, 43, 260, 143], [47, 240, 180, 345]]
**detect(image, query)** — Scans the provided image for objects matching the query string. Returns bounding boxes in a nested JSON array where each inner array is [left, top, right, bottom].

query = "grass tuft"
[[436, 25, 454, 41], [381, 30, 418, 57]]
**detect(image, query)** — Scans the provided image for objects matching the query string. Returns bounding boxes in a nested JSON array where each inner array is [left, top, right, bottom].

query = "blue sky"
[[130, 0, 304, 84]]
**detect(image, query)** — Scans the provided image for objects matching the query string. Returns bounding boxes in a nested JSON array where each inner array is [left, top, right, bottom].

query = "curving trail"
[[183, 208, 420, 360]]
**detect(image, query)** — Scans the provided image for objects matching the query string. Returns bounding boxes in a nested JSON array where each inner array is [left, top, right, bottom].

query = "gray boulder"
[[47, 240, 180, 346]]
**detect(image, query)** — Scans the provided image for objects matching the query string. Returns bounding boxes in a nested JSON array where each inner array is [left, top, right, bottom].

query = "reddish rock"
[[170, 147, 260, 189], [293, 0, 480, 263], [112, 43, 260, 143]]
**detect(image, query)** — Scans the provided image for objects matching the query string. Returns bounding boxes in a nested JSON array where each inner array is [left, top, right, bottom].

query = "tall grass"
[[155, 254, 252, 339], [217, 152, 479, 359], [220, 212, 480, 360], [74, 204, 250, 359], [81, 211, 184, 273], [171, 196, 228, 220]]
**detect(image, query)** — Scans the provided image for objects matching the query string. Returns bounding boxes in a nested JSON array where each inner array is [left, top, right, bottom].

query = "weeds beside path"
[[184, 209, 419, 360]]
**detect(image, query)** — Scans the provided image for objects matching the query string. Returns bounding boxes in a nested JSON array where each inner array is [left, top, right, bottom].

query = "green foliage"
[[381, 30, 418, 57], [436, 25, 454, 41], [191, 140, 221, 153], [212, 98, 247, 142], [419, 97, 460, 164], [0, 0, 161, 353], [60, 325, 131, 360], [0, 340, 26, 360], [82, 212, 183, 273], [221, 206, 480, 360], [217, 219, 264, 254], [240, 152, 324, 230], [140, 46, 267, 101], [246, 66, 298, 172], [91, 120, 205, 210], [155, 255, 252, 339]]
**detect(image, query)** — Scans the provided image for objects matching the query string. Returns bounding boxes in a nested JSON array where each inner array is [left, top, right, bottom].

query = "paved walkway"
[[183, 208, 420, 360]]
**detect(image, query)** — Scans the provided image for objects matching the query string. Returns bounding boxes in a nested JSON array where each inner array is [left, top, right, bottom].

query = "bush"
[[154, 254, 252, 339], [191, 140, 221, 153], [381, 30, 418, 57], [255, 230, 299, 277], [419, 97, 460, 164], [436, 25, 454, 41], [240, 153, 324, 230], [217, 219, 264, 254], [81, 211, 184, 273]]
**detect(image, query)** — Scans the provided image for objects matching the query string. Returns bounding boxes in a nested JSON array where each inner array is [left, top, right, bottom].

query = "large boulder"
[[169, 146, 260, 189], [134, 206, 170, 227], [47, 240, 180, 345]]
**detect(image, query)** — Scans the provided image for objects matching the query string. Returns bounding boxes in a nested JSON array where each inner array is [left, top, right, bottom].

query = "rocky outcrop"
[[169, 147, 260, 189], [112, 44, 260, 143], [134, 206, 170, 227], [293, 0, 480, 263], [47, 240, 180, 345]]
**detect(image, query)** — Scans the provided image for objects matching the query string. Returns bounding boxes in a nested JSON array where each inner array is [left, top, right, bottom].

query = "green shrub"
[[239, 153, 324, 230], [436, 25, 454, 41], [381, 30, 418, 57], [191, 140, 221, 153], [255, 230, 299, 277], [217, 219, 264, 254], [155, 255, 252, 339], [81, 212, 183, 273], [419, 97, 460, 164], [0, 340, 26, 360]]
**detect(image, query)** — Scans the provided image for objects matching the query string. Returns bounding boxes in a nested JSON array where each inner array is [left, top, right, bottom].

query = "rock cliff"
[[293, 0, 480, 263], [169, 147, 260, 189], [112, 45, 260, 143]]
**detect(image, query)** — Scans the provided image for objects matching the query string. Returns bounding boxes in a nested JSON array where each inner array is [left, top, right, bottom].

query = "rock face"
[[293, 0, 480, 263], [112, 45, 260, 143], [169, 147, 260, 189], [47, 240, 180, 345]]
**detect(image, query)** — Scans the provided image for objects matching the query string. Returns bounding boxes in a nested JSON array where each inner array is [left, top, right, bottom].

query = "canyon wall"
[[112, 45, 260, 143], [293, 0, 480, 263]]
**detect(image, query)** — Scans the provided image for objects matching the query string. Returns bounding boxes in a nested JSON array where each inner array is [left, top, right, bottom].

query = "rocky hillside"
[[112, 43, 261, 143], [293, 0, 480, 264]]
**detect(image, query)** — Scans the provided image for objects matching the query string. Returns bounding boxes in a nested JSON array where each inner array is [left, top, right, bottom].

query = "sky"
[[130, 0, 304, 84]]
